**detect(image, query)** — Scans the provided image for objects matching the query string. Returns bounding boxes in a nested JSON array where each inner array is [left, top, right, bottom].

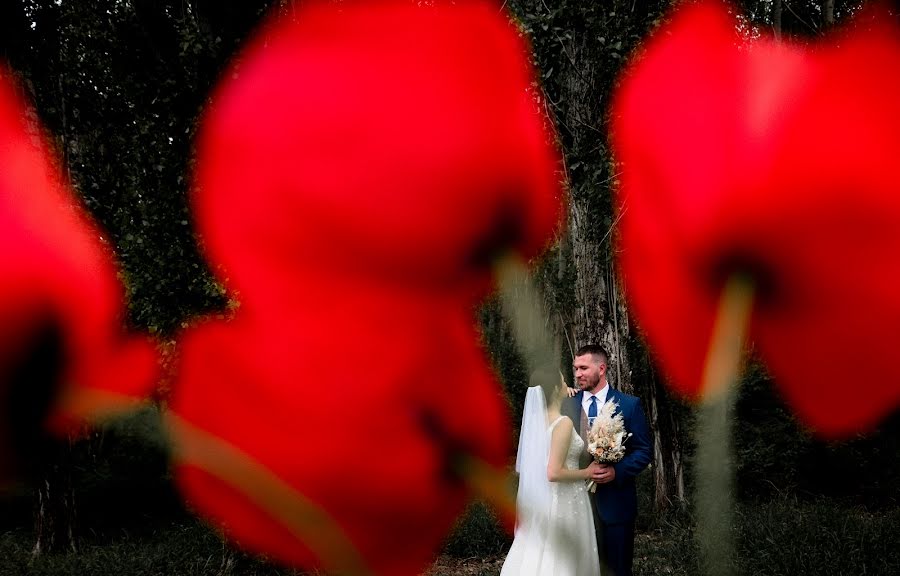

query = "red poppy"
[[612, 1, 900, 437], [0, 69, 158, 480], [170, 1, 563, 573]]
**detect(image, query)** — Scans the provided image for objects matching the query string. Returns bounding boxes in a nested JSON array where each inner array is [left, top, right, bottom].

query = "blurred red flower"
[[612, 1, 900, 437], [170, 1, 563, 573], [0, 69, 158, 481]]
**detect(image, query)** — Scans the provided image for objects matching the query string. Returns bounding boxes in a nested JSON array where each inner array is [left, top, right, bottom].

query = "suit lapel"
[[604, 387, 622, 417]]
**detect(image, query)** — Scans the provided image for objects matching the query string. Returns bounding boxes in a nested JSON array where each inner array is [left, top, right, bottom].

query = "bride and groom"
[[501, 345, 652, 576]]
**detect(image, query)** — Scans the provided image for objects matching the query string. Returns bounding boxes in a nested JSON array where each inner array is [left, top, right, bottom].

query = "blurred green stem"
[[495, 256, 558, 372], [696, 275, 754, 576], [165, 414, 371, 576]]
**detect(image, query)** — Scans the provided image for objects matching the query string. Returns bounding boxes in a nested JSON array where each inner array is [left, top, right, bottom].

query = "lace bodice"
[[548, 416, 584, 471]]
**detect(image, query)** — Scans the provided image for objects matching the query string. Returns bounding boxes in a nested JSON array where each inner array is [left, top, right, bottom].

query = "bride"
[[500, 367, 601, 576]]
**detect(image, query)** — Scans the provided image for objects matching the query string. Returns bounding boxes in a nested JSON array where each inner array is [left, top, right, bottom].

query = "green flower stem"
[[696, 275, 754, 576], [165, 414, 371, 576], [495, 256, 558, 373], [454, 454, 518, 527]]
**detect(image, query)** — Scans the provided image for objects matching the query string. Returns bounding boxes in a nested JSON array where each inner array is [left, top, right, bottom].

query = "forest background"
[[1, 1, 898, 575]]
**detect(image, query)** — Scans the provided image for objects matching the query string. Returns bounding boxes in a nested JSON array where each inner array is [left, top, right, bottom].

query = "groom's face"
[[573, 353, 605, 393]]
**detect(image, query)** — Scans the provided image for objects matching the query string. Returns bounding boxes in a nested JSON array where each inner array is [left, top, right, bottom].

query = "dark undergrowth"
[[2, 496, 898, 575]]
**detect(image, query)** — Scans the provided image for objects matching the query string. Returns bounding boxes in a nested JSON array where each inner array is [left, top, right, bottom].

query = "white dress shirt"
[[582, 383, 609, 418]]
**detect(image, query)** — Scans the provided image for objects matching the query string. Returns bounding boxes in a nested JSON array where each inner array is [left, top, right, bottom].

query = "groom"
[[562, 344, 652, 576]]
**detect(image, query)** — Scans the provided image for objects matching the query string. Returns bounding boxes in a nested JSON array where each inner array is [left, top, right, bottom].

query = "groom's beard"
[[578, 374, 600, 392]]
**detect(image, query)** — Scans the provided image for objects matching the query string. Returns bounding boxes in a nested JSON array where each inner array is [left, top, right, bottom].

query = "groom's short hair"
[[574, 344, 608, 366]]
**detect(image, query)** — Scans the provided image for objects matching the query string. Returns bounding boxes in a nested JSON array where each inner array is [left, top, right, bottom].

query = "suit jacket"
[[562, 387, 652, 525]]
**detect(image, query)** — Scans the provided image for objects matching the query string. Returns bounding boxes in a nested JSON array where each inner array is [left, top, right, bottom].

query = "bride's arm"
[[547, 418, 600, 483]]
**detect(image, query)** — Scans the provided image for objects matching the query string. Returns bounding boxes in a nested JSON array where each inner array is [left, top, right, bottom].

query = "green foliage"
[[72, 408, 181, 538], [5, 498, 898, 575], [733, 360, 900, 508], [633, 497, 900, 576], [732, 361, 812, 499], [0, 408, 181, 538], [633, 519, 699, 576], [0, 521, 305, 576], [4, 0, 290, 333], [529, 244, 578, 364], [507, 0, 668, 221], [3, 0, 899, 569], [734, 498, 900, 575], [478, 296, 529, 428], [441, 502, 510, 559], [736, 0, 866, 39]]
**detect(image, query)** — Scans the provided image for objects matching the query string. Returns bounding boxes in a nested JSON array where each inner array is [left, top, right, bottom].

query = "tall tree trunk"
[[542, 0, 684, 511], [561, 33, 633, 392], [2, 314, 76, 556], [513, 0, 685, 517], [773, 0, 783, 40], [822, 0, 835, 29], [556, 238, 574, 362], [638, 351, 687, 512], [32, 438, 78, 556], [569, 214, 631, 391]]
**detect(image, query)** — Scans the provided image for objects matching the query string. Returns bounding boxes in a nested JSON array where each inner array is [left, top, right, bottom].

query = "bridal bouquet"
[[586, 400, 631, 493]]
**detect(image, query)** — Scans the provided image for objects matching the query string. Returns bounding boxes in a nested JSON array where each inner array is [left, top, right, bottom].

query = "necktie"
[[588, 395, 598, 427]]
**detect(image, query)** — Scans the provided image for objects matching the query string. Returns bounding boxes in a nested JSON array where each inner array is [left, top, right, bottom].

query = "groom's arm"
[[611, 397, 652, 486]]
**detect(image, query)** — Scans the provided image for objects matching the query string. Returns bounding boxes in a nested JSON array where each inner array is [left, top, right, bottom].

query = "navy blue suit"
[[562, 387, 652, 576]]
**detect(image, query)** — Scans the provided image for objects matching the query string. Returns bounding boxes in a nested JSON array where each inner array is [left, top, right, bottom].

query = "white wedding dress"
[[500, 415, 600, 576]]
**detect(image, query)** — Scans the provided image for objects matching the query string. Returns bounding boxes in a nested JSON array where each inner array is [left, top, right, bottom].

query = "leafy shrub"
[[441, 502, 511, 558]]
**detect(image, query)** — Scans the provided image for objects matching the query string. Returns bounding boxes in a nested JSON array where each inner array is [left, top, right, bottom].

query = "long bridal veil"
[[514, 386, 552, 534], [503, 384, 601, 576]]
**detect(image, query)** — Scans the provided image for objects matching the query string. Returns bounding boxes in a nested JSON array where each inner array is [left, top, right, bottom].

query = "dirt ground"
[[424, 555, 505, 576]]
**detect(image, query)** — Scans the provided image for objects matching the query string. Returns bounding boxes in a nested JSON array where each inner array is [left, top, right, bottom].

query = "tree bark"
[[773, 0, 783, 40], [538, 0, 684, 511], [822, 0, 835, 29], [639, 353, 687, 512], [560, 32, 633, 392], [32, 438, 78, 556]]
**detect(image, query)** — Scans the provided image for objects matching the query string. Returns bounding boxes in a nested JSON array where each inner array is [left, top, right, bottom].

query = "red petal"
[[175, 2, 557, 569], [754, 13, 900, 436], [171, 296, 508, 574], [614, 2, 762, 398], [193, 0, 563, 311], [0, 69, 158, 458], [612, 1, 900, 436]]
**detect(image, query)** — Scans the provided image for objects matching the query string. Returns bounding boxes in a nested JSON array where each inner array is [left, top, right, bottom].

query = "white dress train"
[[500, 416, 600, 576]]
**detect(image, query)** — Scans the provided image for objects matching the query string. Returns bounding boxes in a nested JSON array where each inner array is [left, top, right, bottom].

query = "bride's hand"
[[584, 461, 602, 480]]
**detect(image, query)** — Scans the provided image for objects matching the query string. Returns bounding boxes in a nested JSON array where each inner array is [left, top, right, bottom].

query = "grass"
[[0, 522, 304, 576], [735, 498, 900, 575], [2, 498, 898, 576], [632, 497, 900, 576]]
